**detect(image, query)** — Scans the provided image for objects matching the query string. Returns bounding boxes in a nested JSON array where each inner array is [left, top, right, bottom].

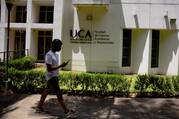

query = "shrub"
[[134, 75, 177, 96], [0, 67, 5, 79], [8, 56, 36, 70], [1, 67, 179, 97], [60, 72, 130, 95], [8, 68, 45, 93], [172, 76, 179, 93], [0, 67, 5, 92]]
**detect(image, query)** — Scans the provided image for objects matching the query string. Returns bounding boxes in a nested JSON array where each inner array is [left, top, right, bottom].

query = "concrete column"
[[25, 28, 31, 56], [25, 0, 32, 56], [132, 29, 150, 74], [27, 0, 32, 24], [25, 31, 31, 57], [0, 28, 6, 61], [53, 0, 63, 40], [159, 30, 179, 75], [141, 30, 150, 74], [0, 0, 6, 52], [53, 0, 64, 64], [0, 0, 7, 61], [177, 31, 179, 75], [1, 0, 7, 24]]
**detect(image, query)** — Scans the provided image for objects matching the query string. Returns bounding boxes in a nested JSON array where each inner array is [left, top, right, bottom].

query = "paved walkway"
[[0, 94, 179, 119]]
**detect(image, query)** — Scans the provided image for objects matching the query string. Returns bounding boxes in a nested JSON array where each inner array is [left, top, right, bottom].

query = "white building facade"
[[0, 0, 179, 75]]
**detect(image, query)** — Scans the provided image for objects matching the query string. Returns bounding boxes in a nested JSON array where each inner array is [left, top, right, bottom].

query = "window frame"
[[14, 30, 26, 58], [16, 6, 27, 23], [151, 30, 160, 68], [39, 6, 54, 23], [122, 29, 132, 67], [38, 31, 52, 60]]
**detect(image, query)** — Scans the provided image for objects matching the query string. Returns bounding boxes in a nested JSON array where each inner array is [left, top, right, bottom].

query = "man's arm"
[[46, 62, 68, 72]]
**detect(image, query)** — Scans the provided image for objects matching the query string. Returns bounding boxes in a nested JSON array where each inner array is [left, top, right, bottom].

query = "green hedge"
[[8, 56, 36, 70], [0, 67, 45, 93], [1, 68, 131, 94], [1, 65, 179, 96], [0, 56, 37, 92], [10, 68, 45, 93], [4, 70, 179, 96], [60, 72, 131, 95], [134, 75, 179, 96]]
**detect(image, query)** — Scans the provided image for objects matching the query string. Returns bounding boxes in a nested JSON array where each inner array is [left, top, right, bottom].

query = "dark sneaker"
[[32, 106, 44, 112], [65, 111, 77, 119]]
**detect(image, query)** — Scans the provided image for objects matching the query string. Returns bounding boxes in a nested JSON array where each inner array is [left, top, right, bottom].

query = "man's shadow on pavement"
[[32, 98, 65, 119], [31, 96, 115, 119], [31, 96, 179, 119]]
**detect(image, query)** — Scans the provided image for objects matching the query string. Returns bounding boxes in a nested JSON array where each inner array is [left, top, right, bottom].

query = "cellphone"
[[66, 59, 71, 63]]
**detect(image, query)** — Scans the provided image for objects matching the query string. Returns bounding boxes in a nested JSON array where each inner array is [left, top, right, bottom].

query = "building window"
[[0, 6, 1, 22], [151, 30, 160, 68], [14, 30, 26, 58], [16, 6, 26, 23], [122, 29, 132, 67], [38, 31, 52, 60], [39, 6, 54, 23]]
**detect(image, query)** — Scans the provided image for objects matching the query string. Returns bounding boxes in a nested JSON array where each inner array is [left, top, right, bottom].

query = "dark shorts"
[[46, 77, 63, 99]]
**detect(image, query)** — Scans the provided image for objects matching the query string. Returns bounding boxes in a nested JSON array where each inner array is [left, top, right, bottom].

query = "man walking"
[[37, 39, 72, 117]]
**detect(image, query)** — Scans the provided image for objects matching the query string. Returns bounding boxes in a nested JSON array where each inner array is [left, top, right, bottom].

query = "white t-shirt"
[[45, 50, 59, 80]]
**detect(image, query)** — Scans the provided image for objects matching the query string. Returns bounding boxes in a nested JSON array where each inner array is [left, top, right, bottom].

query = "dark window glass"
[[16, 6, 26, 23], [151, 30, 160, 68], [0, 6, 1, 22], [39, 12, 45, 23], [47, 7, 53, 11], [46, 37, 52, 53], [39, 6, 54, 23], [38, 31, 52, 60], [14, 30, 26, 58], [122, 29, 132, 67]]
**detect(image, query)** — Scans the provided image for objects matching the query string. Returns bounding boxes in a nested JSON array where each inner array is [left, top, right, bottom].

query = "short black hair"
[[52, 39, 62, 47]]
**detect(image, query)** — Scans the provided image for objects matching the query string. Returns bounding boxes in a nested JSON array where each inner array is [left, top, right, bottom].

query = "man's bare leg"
[[57, 95, 69, 113], [38, 90, 49, 108]]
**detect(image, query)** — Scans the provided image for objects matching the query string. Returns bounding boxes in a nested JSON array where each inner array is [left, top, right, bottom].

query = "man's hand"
[[60, 61, 69, 67], [47, 60, 70, 72]]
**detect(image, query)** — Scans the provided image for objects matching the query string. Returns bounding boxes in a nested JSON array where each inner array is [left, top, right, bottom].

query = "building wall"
[[131, 29, 150, 74], [62, 2, 122, 73], [0, 0, 62, 61], [159, 30, 179, 75], [0, 0, 179, 75], [62, 0, 179, 75]]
